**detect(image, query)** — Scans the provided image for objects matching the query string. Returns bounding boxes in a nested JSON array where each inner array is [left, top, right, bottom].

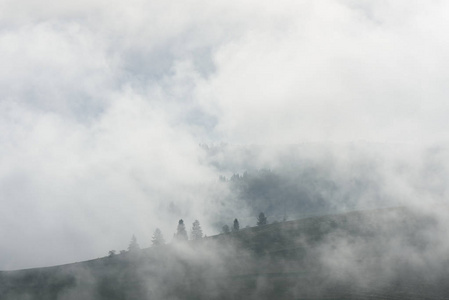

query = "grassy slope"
[[1, 207, 448, 299]]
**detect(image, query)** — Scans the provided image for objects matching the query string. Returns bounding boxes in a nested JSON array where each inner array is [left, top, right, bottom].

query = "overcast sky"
[[1, 0, 449, 270]]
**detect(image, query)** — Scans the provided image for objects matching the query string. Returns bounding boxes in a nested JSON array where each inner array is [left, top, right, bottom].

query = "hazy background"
[[1, 0, 449, 270]]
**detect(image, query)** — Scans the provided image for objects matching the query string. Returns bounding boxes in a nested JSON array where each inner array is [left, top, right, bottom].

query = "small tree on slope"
[[233, 218, 240, 232], [128, 235, 140, 252], [151, 228, 165, 247], [257, 212, 267, 226], [222, 224, 230, 234], [176, 219, 188, 241], [191, 220, 203, 240]]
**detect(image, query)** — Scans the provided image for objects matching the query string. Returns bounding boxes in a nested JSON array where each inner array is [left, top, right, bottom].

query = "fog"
[[1, 0, 449, 285]]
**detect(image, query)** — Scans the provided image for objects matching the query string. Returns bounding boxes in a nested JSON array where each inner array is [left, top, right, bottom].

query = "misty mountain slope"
[[205, 143, 444, 227], [1, 206, 449, 300], [4, 0, 449, 281]]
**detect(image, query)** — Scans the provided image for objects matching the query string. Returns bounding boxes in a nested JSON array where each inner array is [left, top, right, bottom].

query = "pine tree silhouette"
[[176, 219, 188, 241], [191, 220, 203, 240], [152, 228, 165, 246], [257, 213, 267, 226], [233, 218, 240, 231]]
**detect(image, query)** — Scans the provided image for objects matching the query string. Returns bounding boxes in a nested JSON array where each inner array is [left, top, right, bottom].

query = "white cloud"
[[1, 0, 449, 269], [197, 1, 449, 144]]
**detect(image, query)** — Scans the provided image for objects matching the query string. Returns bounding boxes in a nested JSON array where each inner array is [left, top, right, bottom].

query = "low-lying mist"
[[2, 204, 449, 299]]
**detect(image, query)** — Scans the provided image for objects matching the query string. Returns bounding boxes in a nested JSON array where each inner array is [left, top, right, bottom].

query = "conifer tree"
[[151, 228, 165, 246], [176, 219, 188, 241], [128, 235, 140, 252], [191, 220, 203, 240], [257, 212, 267, 226], [233, 218, 240, 232]]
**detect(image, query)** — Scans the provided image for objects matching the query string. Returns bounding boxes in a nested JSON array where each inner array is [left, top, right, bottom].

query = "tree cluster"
[[109, 214, 271, 257], [222, 218, 240, 234]]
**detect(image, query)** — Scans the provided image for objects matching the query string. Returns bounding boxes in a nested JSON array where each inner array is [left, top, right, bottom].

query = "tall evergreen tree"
[[191, 220, 203, 240], [176, 219, 188, 241], [128, 235, 140, 252], [257, 212, 267, 226], [151, 228, 165, 246], [233, 218, 240, 232]]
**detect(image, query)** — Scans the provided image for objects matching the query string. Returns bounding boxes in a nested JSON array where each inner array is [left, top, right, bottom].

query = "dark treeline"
[[115, 217, 244, 255]]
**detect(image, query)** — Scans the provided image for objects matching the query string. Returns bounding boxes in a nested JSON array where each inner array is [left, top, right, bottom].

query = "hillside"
[[1, 206, 449, 299]]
